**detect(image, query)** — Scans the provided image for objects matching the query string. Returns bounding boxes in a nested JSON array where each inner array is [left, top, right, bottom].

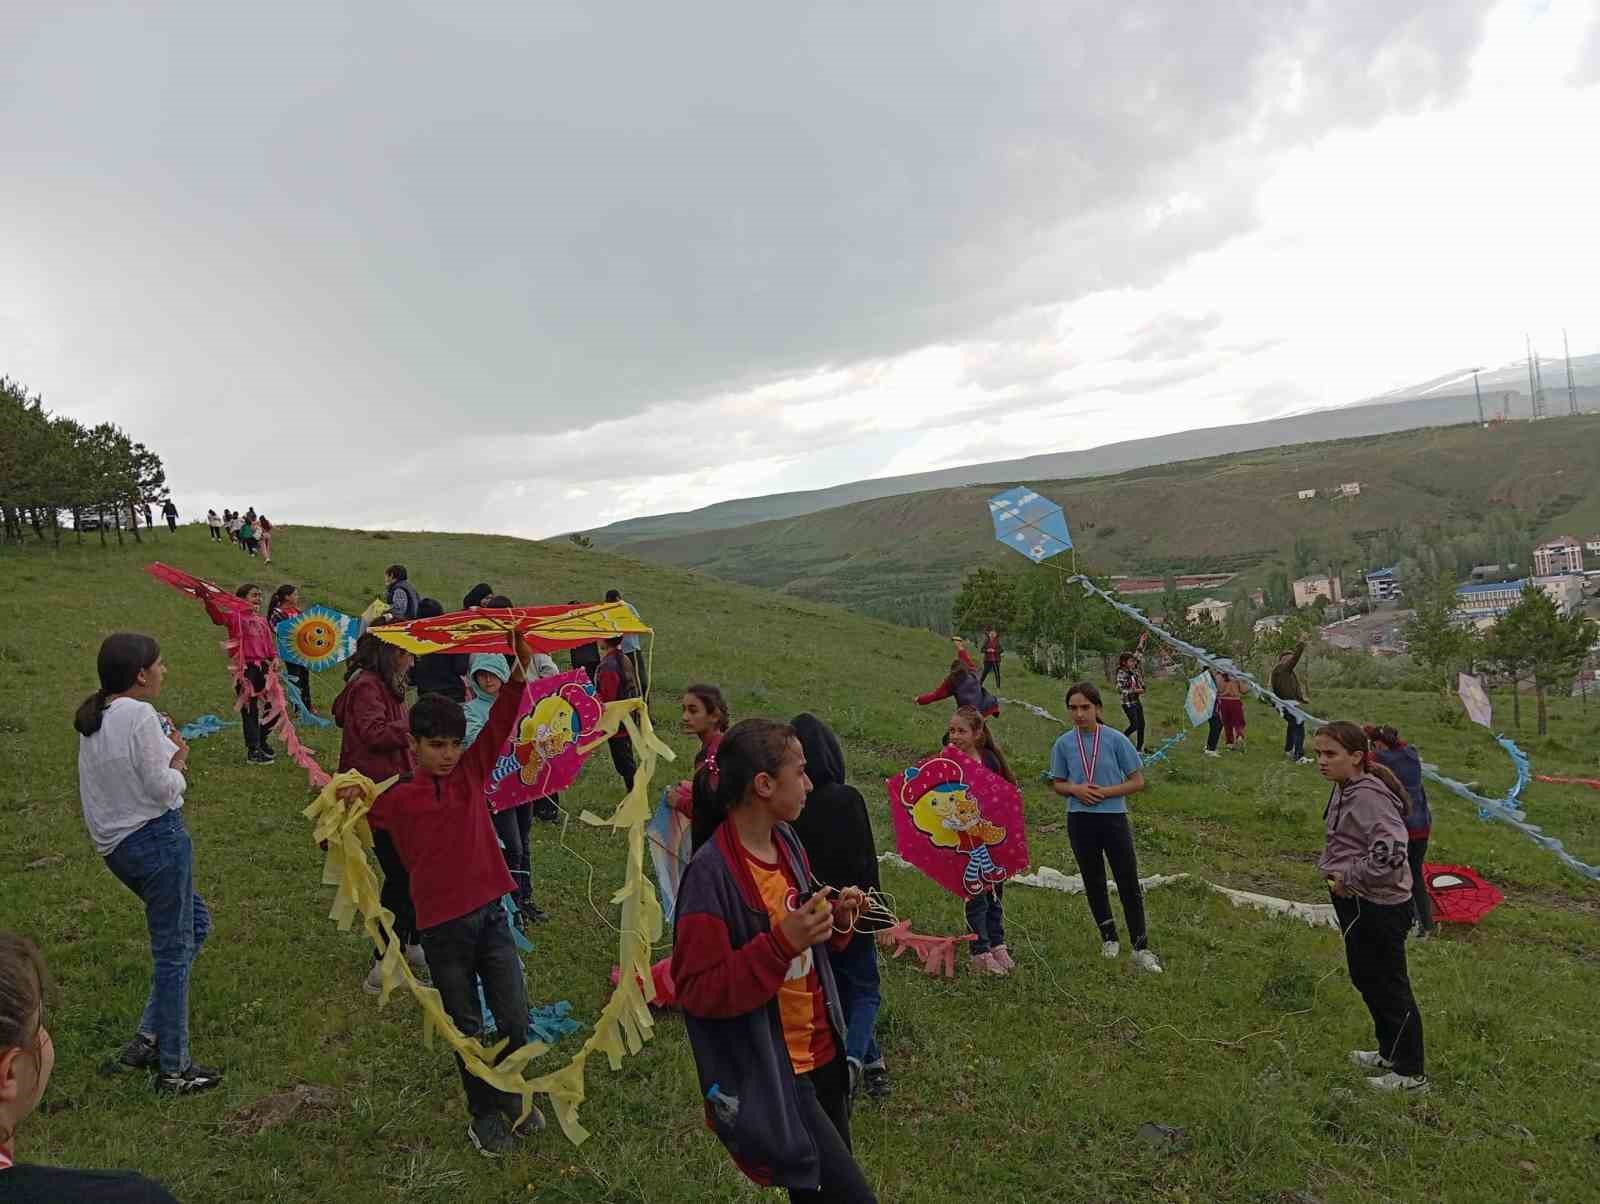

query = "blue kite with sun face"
[[275, 604, 362, 672]]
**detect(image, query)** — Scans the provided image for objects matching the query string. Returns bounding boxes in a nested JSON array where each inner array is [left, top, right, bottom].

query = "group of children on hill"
[[31, 593, 1440, 1201], [204, 507, 274, 562]]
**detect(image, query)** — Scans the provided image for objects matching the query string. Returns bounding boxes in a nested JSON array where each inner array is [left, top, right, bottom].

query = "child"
[[463, 582, 494, 610], [944, 705, 1017, 977], [914, 639, 998, 717], [0, 932, 182, 1199], [203, 583, 278, 765], [206, 508, 223, 542], [595, 636, 639, 792], [1115, 652, 1145, 752], [1048, 682, 1162, 972], [1217, 672, 1246, 749], [367, 634, 546, 1155], [462, 653, 549, 925], [74, 633, 222, 1094], [333, 634, 424, 993], [789, 712, 890, 1101], [674, 682, 730, 853], [257, 514, 273, 564], [267, 584, 315, 713], [1272, 643, 1313, 763], [1203, 668, 1225, 758], [384, 564, 421, 621], [237, 513, 258, 557], [1313, 722, 1428, 1093], [410, 598, 470, 702], [1366, 724, 1435, 937], [672, 719, 874, 1202], [980, 628, 1002, 689]]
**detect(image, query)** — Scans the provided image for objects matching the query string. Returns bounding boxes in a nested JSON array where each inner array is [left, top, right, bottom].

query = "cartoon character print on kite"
[[1423, 862, 1505, 925], [900, 757, 1010, 896], [275, 604, 362, 672], [486, 672, 605, 812]]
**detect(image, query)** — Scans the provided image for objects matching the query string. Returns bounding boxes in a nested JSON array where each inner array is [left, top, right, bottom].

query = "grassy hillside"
[[3, 526, 1598, 1203], [621, 414, 1600, 623]]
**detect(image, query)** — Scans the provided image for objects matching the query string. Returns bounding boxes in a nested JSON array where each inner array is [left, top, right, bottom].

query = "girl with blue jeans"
[[75, 633, 221, 1095], [788, 713, 890, 1100]]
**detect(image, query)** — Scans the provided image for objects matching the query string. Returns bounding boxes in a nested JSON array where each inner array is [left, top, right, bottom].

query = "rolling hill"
[[581, 353, 1600, 548], [616, 413, 1600, 624]]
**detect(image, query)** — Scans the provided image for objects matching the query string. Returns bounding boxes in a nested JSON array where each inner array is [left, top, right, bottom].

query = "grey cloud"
[[1124, 313, 1226, 363]]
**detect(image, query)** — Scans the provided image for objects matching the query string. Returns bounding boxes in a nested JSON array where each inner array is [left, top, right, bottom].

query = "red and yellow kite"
[[366, 601, 650, 657]]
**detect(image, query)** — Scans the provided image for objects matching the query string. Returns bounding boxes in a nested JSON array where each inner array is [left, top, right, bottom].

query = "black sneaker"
[[846, 1056, 863, 1099], [468, 1111, 516, 1157], [112, 1033, 159, 1072], [255, 747, 276, 763], [155, 1063, 223, 1095], [532, 799, 560, 823], [864, 1064, 891, 1100], [519, 901, 551, 925], [509, 1105, 546, 1140], [246, 749, 272, 765]]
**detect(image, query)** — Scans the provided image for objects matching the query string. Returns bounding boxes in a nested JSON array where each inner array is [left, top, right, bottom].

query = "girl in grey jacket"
[[1312, 722, 1428, 1094]]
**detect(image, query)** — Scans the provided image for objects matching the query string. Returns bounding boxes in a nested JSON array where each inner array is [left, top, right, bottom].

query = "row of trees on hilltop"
[[1402, 572, 1596, 735], [0, 375, 170, 546]]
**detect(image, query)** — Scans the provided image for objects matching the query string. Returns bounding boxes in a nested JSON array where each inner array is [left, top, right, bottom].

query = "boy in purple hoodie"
[[1313, 721, 1428, 1095]]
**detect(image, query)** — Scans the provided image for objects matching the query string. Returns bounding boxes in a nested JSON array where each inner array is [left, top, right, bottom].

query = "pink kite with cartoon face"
[[886, 747, 1030, 898], [486, 669, 605, 812]]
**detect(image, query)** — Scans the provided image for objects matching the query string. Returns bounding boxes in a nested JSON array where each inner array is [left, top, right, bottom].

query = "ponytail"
[[1320, 720, 1410, 818], [692, 718, 795, 846], [74, 633, 161, 737], [1366, 760, 1411, 817]]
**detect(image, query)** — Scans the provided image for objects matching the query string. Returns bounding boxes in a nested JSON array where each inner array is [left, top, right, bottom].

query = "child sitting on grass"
[[364, 632, 544, 1157]]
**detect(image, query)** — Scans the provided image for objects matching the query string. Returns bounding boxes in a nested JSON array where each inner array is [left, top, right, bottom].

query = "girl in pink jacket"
[[1312, 721, 1427, 1095], [204, 583, 279, 765]]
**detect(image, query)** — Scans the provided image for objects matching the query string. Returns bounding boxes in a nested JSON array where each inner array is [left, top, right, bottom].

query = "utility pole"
[[1527, 334, 1546, 420], [1471, 366, 1484, 425], [1565, 329, 1579, 416]]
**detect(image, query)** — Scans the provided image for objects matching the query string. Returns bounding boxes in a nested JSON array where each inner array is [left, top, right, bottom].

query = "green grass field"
[[3, 525, 1597, 1203]]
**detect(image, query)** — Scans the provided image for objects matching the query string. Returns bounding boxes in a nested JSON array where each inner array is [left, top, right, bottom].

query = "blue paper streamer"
[[1063, 573, 1600, 880], [177, 713, 232, 740], [278, 671, 333, 729], [477, 992, 584, 1043], [1140, 730, 1187, 767]]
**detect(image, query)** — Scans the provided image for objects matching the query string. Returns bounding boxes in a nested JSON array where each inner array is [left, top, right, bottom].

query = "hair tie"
[[703, 752, 720, 779]]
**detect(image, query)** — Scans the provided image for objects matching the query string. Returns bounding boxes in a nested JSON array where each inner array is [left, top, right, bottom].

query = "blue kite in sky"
[[988, 486, 1073, 563]]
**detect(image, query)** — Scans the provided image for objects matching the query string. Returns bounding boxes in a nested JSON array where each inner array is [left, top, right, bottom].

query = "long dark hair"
[[344, 632, 410, 699], [692, 718, 796, 844], [1317, 721, 1409, 815], [1065, 681, 1103, 710], [942, 657, 974, 690], [74, 633, 161, 736], [0, 931, 49, 1148], [267, 583, 297, 621], [949, 705, 1016, 785], [685, 683, 730, 733], [235, 582, 259, 601]]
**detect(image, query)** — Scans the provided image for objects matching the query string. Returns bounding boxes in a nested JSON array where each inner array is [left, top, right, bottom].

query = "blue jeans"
[[827, 931, 882, 1066], [964, 884, 1005, 955], [103, 809, 211, 1074]]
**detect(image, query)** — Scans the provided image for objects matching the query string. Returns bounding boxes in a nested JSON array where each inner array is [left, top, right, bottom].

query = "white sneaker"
[[404, 943, 429, 972], [1102, 940, 1121, 960], [1131, 949, 1163, 974], [363, 960, 384, 995], [1366, 1071, 1428, 1094], [1203, 749, 1222, 758], [1349, 1049, 1392, 1070], [1296, 757, 1315, 765]]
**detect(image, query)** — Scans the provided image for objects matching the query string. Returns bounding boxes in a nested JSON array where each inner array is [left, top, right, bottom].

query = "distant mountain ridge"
[[582, 352, 1598, 547]]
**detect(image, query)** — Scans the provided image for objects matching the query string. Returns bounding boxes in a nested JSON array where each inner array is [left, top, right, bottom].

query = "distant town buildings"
[[1109, 573, 1235, 596], [1186, 597, 1231, 624], [1336, 482, 1362, 498], [1364, 566, 1401, 602], [1585, 535, 1600, 558], [1535, 574, 1584, 615], [1455, 575, 1584, 624], [1293, 574, 1343, 608], [1254, 614, 1287, 634], [1533, 536, 1585, 576], [1296, 489, 1317, 501]]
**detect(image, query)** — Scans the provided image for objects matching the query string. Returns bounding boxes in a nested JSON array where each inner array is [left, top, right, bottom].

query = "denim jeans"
[[418, 900, 530, 1120], [103, 809, 211, 1074], [1283, 713, 1306, 759], [963, 884, 1006, 957], [827, 930, 882, 1066]]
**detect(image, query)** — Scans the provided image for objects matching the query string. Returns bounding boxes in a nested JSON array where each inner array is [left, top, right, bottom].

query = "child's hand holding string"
[[832, 886, 866, 932], [779, 893, 834, 951]]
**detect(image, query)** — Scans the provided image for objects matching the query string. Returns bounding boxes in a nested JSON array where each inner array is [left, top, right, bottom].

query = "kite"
[[276, 605, 362, 671], [1423, 863, 1504, 925], [366, 601, 650, 657], [1183, 670, 1218, 728], [485, 670, 605, 813], [646, 788, 694, 925], [888, 748, 1029, 898], [1458, 672, 1493, 729], [988, 486, 1073, 564], [146, 561, 253, 614]]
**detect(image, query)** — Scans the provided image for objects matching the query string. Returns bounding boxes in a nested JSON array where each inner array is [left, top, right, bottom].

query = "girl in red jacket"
[[914, 639, 998, 717], [332, 634, 424, 993], [672, 720, 874, 1201], [1313, 721, 1427, 1095]]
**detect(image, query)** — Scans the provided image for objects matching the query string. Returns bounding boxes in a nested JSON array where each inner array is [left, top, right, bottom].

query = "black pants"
[[165, 515, 177, 532], [371, 829, 418, 950], [964, 884, 1005, 955], [239, 663, 277, 754], [418, 901, 531, 1120], [608, 735, 637, 793], [979, 660, 1000, 689], [286, 662, 313, 712], [1331, 894, 1425, 1077], [1207, 713, 1223, 752], [1067, 811, 1147, 950], [491, 804, 534, 906], [1407, 837, 1433, 932], [209, 525, 222, 542], [789, 1056, 876, 1203], [1121, 701, 1145, 751], [1283, 713, 1305, 759]]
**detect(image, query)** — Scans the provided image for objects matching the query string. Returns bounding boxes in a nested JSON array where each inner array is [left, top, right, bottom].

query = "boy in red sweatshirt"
[[368, 633, 544, 1156]]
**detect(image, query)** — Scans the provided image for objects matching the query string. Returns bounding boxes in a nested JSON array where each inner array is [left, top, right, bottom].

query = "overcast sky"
[[4, 1, 1597, 538]]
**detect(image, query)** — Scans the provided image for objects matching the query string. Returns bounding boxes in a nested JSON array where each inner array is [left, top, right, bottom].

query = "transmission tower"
[[1527, 334, 1547, 420], [1470, 366, 1484, 424], [1565, 329, 1579, 416]]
